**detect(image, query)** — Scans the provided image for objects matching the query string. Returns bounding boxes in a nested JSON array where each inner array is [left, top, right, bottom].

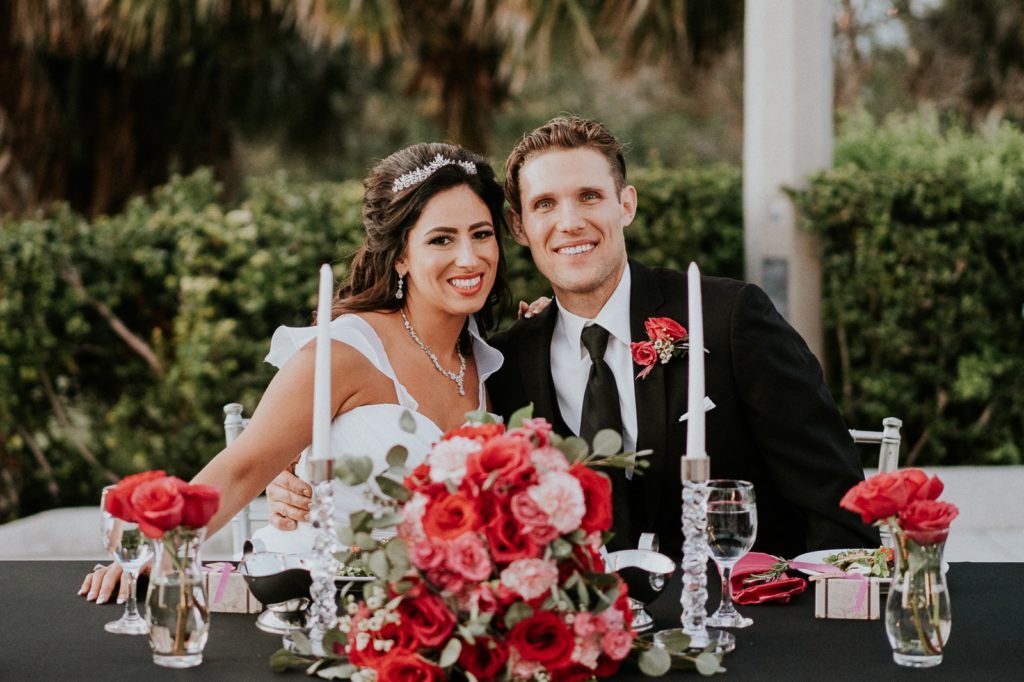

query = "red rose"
[[398, 592, 456, 648], [507, 611, 575, 668], [105, 470, 166, 523], [898, 499, 959, 545], [459, 637, 509, 681], [443, 423, 505, 443], [568, 464, 612, 533], [466, 436, 531, 488], [179, 483, 220, 529], [552, 664, 595, 682], [375, 651, 443, 682], [630, 341, 657, 367], [130, 476, 186, 538], [485, 514, 539, 564], [423, 492, 479, 539], [593, 656, 623, 678], [644, 317, 686, 342], [839, 469, 944, 524]]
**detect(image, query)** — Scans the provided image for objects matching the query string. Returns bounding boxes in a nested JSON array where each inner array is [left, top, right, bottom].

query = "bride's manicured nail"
[[87, 591, 96, 601], [116, 595, 126, 605]]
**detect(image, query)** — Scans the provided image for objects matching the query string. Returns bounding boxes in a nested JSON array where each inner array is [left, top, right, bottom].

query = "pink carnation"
[[500, 558, 559, 601], [428, 437, 480, 485], [446, 532, 492, 582], [571, 634, 602, 669], [530, 445, 569, 472], [526, 470, 586, 534], [573, 611, 598, 637], [408, 537, 446, 571], [601, 629, 633, 660]]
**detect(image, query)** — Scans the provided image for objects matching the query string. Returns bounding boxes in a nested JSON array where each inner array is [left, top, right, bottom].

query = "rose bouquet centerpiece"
[[839, 468, 959, 667], [273, 410, 725, 679], [105, 470, 220, 667]]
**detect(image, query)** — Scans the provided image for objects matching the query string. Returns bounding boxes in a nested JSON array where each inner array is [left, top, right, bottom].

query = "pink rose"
[[840, 469, 945, 524], [446, 532, 493, 581], [600, 629, 633, 661], [529, 445, 569, 473], [630, 341, 657, 367], [500, 558, 559, 601], [899, 499, 959, 545], [644, 316, 686, 342], [511, 492, 559, 545], [130, 476, 186, 539], [407, 537, 446, 570]]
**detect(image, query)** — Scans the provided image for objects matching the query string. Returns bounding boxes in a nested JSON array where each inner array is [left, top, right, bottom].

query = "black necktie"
[[579, 324, 623, 444]]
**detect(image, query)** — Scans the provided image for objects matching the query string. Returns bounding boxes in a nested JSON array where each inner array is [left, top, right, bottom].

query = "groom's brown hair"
[[503, 115, 627, 218]]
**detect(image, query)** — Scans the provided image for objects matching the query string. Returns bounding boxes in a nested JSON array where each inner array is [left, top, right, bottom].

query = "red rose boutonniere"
[[631, 316, 691, 379]]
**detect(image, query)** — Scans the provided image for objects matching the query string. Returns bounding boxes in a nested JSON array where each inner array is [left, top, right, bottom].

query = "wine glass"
[[706, 479, 757, 628], [99, 485, 154, 635]]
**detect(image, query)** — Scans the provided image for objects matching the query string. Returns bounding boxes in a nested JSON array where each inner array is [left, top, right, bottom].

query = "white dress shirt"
[[550, 267, 638, 455]]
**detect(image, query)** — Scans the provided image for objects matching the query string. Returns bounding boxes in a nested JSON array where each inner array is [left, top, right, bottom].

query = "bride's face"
[[398, 184, 499, 318]]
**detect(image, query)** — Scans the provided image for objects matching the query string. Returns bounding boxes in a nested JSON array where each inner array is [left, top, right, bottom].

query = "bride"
[[80, 142, 511, 604]]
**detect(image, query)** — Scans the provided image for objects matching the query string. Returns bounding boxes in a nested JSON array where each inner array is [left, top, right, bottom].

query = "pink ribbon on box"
[[790, 560, 870, 614], [202, 562, 234, 605]]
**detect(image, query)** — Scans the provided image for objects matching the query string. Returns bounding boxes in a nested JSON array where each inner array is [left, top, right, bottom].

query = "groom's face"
[[511, 147, 637, 316]]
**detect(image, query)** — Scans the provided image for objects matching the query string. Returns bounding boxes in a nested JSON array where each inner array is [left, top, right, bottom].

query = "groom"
[[268, 116, 877, 559], [487, 115, 875, 558]]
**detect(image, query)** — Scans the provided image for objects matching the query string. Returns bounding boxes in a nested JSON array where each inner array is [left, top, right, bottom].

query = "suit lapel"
[[629, 260, 687, 527], [516, 304, 570, 435]]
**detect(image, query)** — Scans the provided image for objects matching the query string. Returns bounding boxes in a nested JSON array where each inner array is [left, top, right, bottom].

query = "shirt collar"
[[555, 266, 632, 359]]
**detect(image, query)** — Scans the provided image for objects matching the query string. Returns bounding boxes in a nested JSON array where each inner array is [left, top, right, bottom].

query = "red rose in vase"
[[104, 469, 166, 522], [898, 499, 960, 545], [839, 468, 944, 524], [131, 477, 187, 538], [180, 483, 220, 529]]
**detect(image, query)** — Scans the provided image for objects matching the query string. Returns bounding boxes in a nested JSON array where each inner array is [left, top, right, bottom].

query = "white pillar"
[[743, 0, 833, 362]]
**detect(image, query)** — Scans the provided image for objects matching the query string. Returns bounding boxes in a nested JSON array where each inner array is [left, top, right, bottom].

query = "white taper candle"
[[685, 262, 707, 460], [311, 263, 333, 461]]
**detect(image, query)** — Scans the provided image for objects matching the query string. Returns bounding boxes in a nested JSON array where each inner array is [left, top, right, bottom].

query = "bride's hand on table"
[[267, 467, 311, 530], [78, 562, 135, 605]]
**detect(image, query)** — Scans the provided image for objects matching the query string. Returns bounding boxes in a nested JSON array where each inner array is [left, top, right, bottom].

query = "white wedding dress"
[[250, 313, 503, 555]]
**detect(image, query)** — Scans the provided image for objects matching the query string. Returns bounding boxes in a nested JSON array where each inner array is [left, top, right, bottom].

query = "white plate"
[[791, 548, 892, 581]]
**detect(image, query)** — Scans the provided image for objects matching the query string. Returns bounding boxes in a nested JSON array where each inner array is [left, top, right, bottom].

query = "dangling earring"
[[395, 273, 405, 300]]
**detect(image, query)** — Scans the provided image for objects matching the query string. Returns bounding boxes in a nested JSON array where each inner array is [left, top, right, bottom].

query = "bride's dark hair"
[[333, 142, 510, 334]]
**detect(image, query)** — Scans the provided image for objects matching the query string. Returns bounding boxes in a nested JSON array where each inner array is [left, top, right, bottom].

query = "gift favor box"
[[203, 563, 263, 614], [811, 575, 882, 620]]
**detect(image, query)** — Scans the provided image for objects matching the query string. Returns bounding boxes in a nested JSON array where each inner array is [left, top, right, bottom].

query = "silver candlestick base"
[[307, 461, 338, 656], [653, 457, 734, 655]]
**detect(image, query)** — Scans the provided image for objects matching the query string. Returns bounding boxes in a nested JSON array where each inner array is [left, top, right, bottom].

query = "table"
[[1, 561, 1020, 680]]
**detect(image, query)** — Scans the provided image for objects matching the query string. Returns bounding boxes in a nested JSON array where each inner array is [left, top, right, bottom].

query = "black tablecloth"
[[1, 561, 1020, 680]]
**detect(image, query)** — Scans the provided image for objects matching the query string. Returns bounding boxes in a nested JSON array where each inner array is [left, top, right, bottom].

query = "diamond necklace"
[[401, 310, 466, 396]]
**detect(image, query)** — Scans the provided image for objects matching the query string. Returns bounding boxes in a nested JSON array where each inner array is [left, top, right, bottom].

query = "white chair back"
[[849, 417, 903, 473], [223, 403, 269, 558]]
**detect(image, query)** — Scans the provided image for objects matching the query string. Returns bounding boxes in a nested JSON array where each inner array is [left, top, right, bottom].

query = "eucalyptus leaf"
[[557, 436, 589, 463], [695, 652, 726, 675], [507, 403, 534, 429], [654, 629, 691, 653], [348, 510, 371, 533], [336, 527, 354, 547], [367, 512, 403, 529], [375, 474, 412, 501], [550, 538, 573, 559], [316, 663, 356, 680], [639, 647, 672, 677], [290, 631, 312, 655], [386, 445, 408, 468], [464, 407, 498, 424], [504, 602, 534, 628], [592, 428, 623, 456], [335, 455, 374, 486], [323, 627, 347, 652], [354, 532, 377, 551], [368, 549, 390, 578], [399, 409, 417, 433], [384, 538, 408, 564], [439, 638, 462, 667], [269, 649, 306, 673]]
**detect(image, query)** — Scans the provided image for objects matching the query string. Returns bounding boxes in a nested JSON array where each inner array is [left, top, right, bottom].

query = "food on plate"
[[823, 547, 894, 578]]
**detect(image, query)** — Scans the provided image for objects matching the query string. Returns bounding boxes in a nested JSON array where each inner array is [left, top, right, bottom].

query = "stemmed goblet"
[[706, 480, 757, 628], [99, 485, 153, 634]]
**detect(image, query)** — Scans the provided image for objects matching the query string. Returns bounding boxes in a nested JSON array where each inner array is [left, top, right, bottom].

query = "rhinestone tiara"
[[392, 153, 477, 193]]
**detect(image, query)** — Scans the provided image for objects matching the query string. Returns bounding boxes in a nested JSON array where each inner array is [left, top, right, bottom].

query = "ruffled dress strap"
[[265, 314, 417, 409]]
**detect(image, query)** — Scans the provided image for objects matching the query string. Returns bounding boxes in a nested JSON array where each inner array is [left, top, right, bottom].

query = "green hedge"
[[0, 164, 742, 520], [790, 110, 1024, 467]]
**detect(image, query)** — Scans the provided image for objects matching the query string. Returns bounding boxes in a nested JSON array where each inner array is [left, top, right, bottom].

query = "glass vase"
[[145, 528, 210, 668], [885, 532, 951, 668]]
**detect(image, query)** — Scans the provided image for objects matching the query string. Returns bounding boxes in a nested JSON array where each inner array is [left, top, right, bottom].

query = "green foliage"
[[791, 111, 1024, 466]]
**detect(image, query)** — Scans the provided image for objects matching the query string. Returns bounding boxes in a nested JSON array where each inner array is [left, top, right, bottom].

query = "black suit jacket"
[[488, 259, 878, 559]]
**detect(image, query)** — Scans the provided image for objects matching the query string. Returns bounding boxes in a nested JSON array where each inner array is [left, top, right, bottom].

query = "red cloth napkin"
[[728, 552, 807, 605]]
